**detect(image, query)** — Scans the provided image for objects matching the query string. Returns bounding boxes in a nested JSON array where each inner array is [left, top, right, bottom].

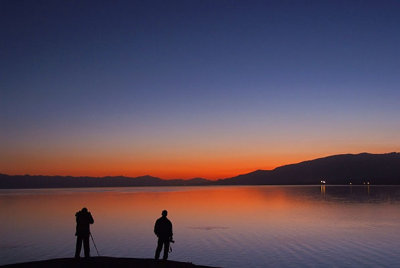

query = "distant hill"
[[1, 153, 400, 188], [0, 174, 211, 189], [216, 152, 400, 185]]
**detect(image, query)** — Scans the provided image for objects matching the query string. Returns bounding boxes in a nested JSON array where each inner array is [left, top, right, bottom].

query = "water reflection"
[[320, 185, 326, 199], [264, 185, 400, 204], [1, 186, 400, 267]]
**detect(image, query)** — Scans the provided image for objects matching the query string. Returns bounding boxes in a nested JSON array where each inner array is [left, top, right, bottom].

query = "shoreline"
[[0, 257, 218, 268]]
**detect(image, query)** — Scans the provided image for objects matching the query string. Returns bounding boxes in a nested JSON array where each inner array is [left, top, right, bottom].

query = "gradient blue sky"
[[1, 0, 399, 178]]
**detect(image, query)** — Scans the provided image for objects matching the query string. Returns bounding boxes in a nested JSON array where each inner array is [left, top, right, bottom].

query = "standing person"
[[154, 210, 173, 260], [74, 207, 94, 258]]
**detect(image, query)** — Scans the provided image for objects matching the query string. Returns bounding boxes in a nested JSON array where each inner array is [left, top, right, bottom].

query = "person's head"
[[82, 207, 88, 213], [162, 210, 168, 217]]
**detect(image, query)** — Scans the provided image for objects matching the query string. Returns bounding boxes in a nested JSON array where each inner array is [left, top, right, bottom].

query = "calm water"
[[1, 185, 400, 267]]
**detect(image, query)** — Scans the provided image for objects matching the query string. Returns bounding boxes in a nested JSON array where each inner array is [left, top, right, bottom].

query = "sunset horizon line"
[[2, 151, 398, 180]]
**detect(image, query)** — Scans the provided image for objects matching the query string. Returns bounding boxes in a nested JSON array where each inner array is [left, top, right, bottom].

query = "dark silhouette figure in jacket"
[[154, 210, 173, 260], [74, 207, 94, 258]]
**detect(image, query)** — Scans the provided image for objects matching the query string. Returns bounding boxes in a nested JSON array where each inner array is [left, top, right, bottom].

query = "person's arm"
[[75, 212, 81, 224], [88, 213, 94, 224], [154, 220, 159, 236], [169, 221, 173, 238]]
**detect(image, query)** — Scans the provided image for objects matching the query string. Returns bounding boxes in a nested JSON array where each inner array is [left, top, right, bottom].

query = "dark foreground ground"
[[0, 257, 217, 268]]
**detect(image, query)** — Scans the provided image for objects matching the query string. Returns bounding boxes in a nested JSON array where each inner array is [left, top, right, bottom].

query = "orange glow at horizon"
[[1, 146, 398, 179], [2, 106, 399, 180]]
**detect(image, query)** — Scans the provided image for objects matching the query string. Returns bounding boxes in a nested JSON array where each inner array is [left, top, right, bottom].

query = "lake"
[[1, 185, 400, 267]]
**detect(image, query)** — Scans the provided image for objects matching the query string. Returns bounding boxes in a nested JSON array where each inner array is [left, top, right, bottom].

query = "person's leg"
[[162, 240, 170, 260], [83, 235, 90, 257], [75, 236, 82, 258], [155, 238, 163, 260]]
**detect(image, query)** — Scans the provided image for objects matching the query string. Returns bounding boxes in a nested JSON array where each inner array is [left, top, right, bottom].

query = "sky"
[[1, 0, 399, 179]]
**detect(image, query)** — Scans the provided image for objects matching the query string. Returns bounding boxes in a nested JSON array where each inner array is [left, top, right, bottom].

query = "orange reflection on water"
[[0, 186, 312, 234], [4, 185, 395, 241]]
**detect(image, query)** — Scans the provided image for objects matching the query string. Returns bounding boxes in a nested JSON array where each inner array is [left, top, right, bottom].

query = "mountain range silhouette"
[[1, 153, 399, 188]]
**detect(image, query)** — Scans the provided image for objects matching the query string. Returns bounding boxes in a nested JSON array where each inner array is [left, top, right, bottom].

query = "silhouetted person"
[[154, 210, 173, 260], [74, 207, 94, 258]]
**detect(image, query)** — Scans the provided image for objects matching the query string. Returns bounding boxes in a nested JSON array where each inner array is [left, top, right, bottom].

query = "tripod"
[[90, 234, 100, 256]]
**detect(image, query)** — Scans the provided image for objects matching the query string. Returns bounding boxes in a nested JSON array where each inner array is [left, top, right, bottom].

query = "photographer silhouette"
[[74, 207, 94, 258], [154, 210, 173, 260]]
